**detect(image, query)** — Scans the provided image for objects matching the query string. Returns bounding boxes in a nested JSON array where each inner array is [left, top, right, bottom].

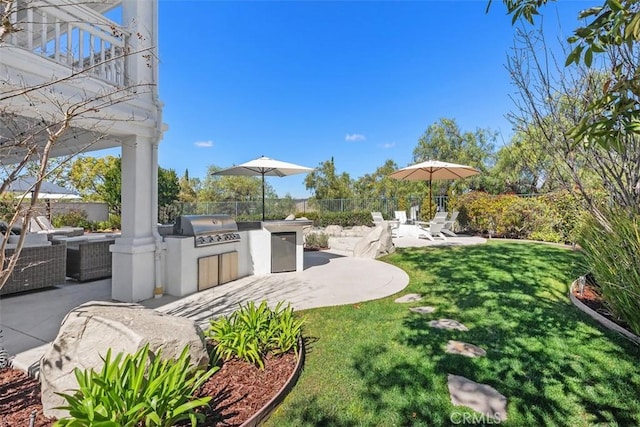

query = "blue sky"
[[152, 0, 592, 198]]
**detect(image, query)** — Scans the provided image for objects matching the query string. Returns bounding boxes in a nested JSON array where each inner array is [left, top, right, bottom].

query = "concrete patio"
[[1, 233, 486, 374]]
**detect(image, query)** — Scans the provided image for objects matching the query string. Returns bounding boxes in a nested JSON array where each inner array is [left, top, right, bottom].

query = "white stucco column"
[[111, 136, 157, 302], [110, 0, 162, 302]]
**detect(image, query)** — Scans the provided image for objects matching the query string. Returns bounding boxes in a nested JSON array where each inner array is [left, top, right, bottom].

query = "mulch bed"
[[571, 282, 632, 332], [0, 352, 296, 427]]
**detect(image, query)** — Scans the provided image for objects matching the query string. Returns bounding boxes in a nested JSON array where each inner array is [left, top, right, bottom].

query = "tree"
[[412, 118, 497, 195], [505, 25, 639, 223], [495, 0, 640, 152], [304, 157, 353, 200], [178, 169, 199, 203], [199, 165, 273, 202], [67, 156, 115, 199], [353, 159, 424, 203], [158, 167, 180, 208]]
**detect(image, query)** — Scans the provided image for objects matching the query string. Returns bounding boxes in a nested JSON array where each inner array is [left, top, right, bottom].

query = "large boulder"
[[40, 301, 210, 419], [353, 224, 395, 258]]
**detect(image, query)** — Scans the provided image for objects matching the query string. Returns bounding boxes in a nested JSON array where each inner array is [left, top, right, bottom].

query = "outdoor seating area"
[[0, 229, 120, 295], [0, 239, 67, 296], [374, 210, 460, 241]]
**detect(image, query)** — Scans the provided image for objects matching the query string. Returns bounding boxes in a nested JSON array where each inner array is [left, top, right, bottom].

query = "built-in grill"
[[174, 215, 241, 247]]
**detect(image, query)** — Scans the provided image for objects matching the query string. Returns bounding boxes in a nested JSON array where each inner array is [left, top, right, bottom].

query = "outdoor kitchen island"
[[163, 216, 312, 298]]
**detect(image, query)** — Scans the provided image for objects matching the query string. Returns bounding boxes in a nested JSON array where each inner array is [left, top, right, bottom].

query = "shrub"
[[52, 209, 94, 230], [0, 194, 16, 223], [578, 210, 640, 335], [305, 232, 329, 250], [420, 196, 437, 221], [96, 214, 121, 232], [450, 191, 582, 243], [205, 300, 304, 369], [298, 211, 372, 227], [55, 344, 217, 427]]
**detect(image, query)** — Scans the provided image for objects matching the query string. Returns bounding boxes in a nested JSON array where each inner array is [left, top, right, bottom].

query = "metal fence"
[[161, 196, 449, 223]]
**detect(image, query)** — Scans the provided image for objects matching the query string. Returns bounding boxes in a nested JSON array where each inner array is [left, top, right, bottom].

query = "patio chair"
[[371, 211, 385, 226], [371, 211, 400, 237], [394, 211, 408, 224], [409, 205, 419, 222], [34, 215, 84, 237], [442, 211, 459, 237], [416, 220, 447, 241], [430, 211, 448, 224]]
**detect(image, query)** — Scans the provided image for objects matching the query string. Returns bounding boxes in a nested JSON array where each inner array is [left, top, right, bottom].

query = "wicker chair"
[[66, 238, 115, 282], [1, 240, 67, 295]]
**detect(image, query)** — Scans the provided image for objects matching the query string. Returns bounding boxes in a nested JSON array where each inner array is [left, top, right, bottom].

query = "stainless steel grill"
[[174, 215, 240, 247]]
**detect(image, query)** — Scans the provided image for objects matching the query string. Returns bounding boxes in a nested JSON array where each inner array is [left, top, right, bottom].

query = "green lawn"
[[264, 241, 640, 426]]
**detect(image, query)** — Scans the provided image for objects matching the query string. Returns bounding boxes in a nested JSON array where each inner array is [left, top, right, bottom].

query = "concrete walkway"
[[1, 233, 485, 373], [2, 249, 410, 372]]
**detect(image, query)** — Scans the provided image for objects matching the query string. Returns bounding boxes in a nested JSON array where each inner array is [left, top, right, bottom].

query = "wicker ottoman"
[[66, 238, 115, 282]]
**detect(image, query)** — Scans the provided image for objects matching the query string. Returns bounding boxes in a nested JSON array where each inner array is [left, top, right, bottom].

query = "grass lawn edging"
[[569, 280, 640, 346], [240, 336, 306, 427]]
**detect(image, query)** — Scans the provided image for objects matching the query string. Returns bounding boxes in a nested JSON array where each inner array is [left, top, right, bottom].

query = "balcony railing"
[[4, 0, 128, 86]]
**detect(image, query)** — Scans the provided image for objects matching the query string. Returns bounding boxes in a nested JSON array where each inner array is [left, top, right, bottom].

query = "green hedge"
[[449, 191, 583, 244], [296, 211, 374, 227]]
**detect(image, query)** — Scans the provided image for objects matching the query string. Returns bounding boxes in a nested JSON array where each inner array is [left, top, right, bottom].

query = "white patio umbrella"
[[389, 160, 481, 218], [212, 156, 313, 221]]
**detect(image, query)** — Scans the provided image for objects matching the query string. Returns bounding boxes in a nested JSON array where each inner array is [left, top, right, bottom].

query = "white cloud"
[[194, 140, 214, 148], [345, 133, 366, 142], [380, 142, 396, 149]]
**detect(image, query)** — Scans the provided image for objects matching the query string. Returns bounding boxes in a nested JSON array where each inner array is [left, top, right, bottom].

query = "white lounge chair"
[[394, 210, 408, 224], [442, 211, 459, 237], [33, 215, 84, 237], [430, 211, 448, 224], [371, 211, 385, 225], [371, 211, 400, 237], [416, 220, 447, 241]]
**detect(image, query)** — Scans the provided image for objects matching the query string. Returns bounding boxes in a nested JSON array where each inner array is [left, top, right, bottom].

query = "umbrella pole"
[[429, 180, 433, 219], [262, 173, 265, 221]]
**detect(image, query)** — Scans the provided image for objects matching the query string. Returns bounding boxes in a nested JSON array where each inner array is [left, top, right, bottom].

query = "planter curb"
[[240, 336, 305, 427], [569, 280, 640, 346]]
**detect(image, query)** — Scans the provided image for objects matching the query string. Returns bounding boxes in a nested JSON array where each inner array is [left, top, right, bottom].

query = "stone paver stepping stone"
[[447, 374, 508, 422], [428, 319, 469, 331], [409, 306, 436, 314], [445, 340, 486, 357], [394, 293, 422, 303]]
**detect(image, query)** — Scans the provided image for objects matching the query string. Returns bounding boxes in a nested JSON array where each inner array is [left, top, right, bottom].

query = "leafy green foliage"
[[0, 194, 17, 223], [451, 191, 584, 243], [304, 157, 354, 199], [299, 211, 373, 227], [52, 209, 93, 230], [54, 344, 217, 427], [579, 209, 640, 335], [413, 118, 496, 194], [158, 167, 180, 209], [206, 301, 304, 369], [199, 165, 275, 203], [498, 0, 640, 152]]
